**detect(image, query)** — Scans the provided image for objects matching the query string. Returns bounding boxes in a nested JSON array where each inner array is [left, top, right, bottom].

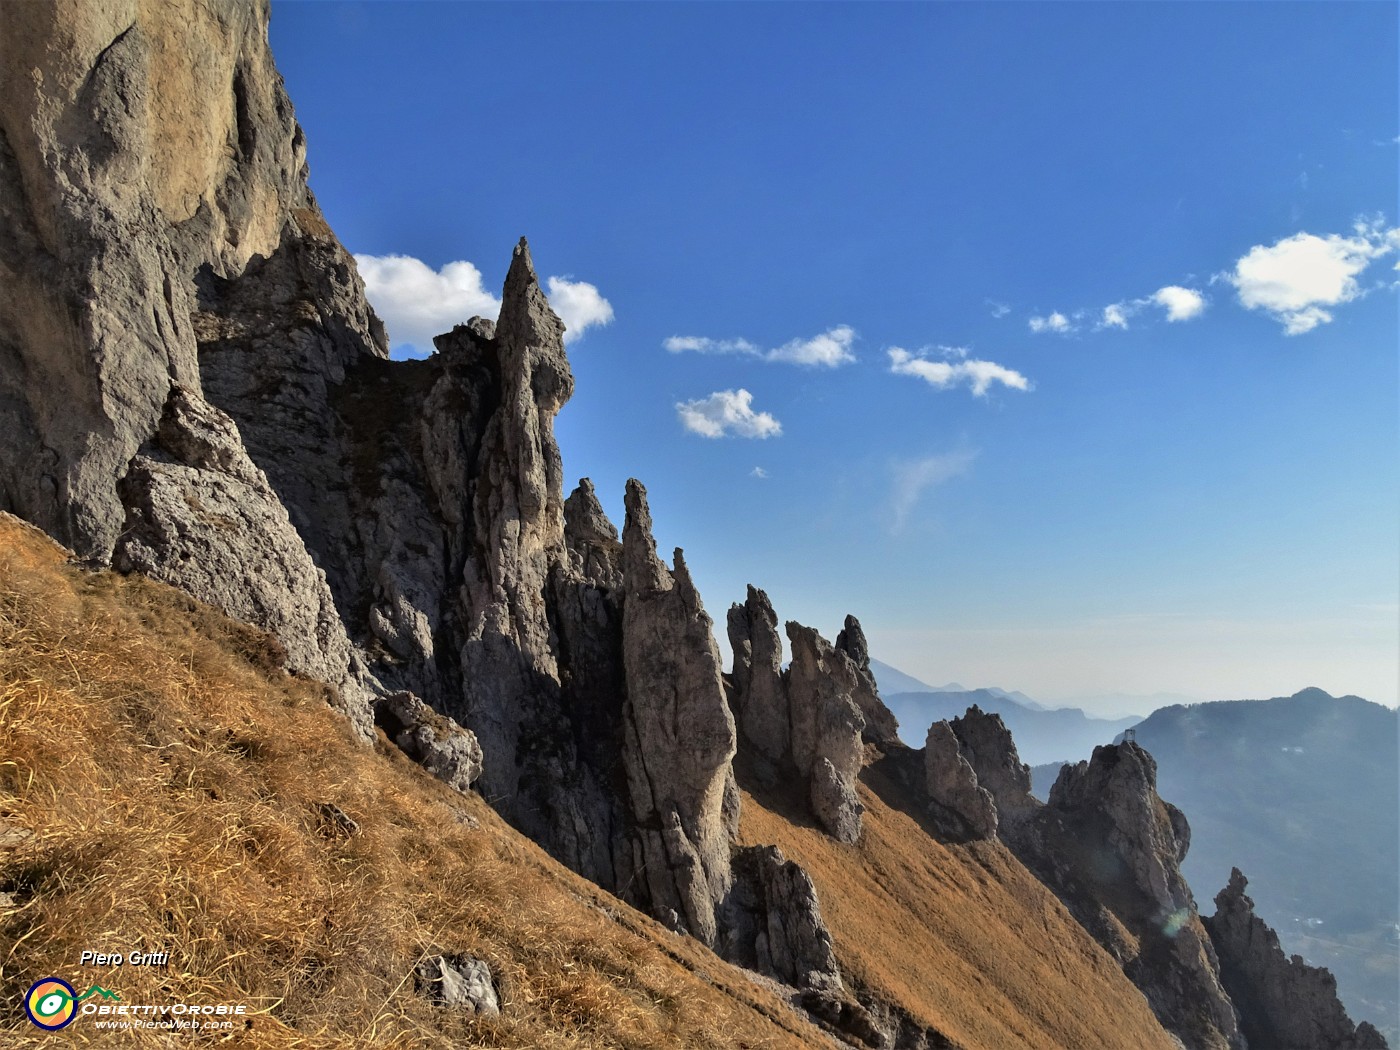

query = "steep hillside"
[[0, 513, 829, 1048], [736, 751, 1180, 1050]]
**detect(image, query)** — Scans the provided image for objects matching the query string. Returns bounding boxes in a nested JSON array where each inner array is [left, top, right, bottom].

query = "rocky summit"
[[0, 3, 1388, 1048]]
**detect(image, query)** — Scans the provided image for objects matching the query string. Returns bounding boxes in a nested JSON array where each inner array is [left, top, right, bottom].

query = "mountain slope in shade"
[[885, 689, 1142, 766], [1113, 689, 1399, 1047]]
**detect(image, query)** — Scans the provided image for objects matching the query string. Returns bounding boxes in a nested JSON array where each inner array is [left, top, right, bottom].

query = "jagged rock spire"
[[1031, 741, 1242, 1049], [925, 720, 999, 839], [621, 479, 738, 944], [786, 622, 866, 844], [1205, 869, 1389, 1050], [834, 614, 901, 744], [563, 477, 623, 589], [726, 585, 790, 766]]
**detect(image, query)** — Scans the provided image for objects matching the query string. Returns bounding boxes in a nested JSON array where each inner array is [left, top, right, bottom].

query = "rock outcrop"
[[416, 954, 500, 1016], [376, 691, 483, 793], [1205, 869, 1389, 1050], [1023, 742, 1241, 1050], [726, 588, 900, 845], [923, 705, 1039, 842], [834, 615, 901, 746], [0, 0, 380, 733], [621, 480, 738, 943], [727, 585, 791, 768], [727, 845, 842, 993], [924, 720, 998, 839], [786, 623, 867, 845]]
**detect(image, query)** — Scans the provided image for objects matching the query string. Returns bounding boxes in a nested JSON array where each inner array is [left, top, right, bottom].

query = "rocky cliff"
[[1206, 868, 1387, 1050], [1026, 743, 1242, 1049], [0, 3, 1374, 1048], [0, 2, 877, 1031]]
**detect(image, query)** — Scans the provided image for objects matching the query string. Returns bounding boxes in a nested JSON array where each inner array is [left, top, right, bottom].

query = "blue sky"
[[270, 2, 1399, 712]]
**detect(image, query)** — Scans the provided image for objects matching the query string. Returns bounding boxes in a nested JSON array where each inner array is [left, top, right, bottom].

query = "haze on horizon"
[[270, 2, 1399, 715]]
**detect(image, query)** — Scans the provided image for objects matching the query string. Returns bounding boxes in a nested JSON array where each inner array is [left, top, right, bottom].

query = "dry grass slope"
[[738, 755, 1180, 1050], [0, 514, 825, 1049]]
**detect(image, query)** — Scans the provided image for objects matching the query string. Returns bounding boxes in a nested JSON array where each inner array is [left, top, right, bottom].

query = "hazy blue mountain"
[[867, 658, 937, 696], [884, 688, 1142, 766], [1037, 688, 1398, 1045]]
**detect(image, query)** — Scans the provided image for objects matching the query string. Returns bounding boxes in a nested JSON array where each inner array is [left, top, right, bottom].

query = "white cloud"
[[887, 347, 1031, 397], [1096, 286, 1206, 330], [675, 389, 782, 439], [766, 325, 858, 366], [664, 326, 856, 367], [545, 276, 614, 343], [1224, 221, 1398, 334], [1151, 285, 1207, 322], [1100, 302, 1132, 329], [356, 253, 612, 356], [663, 335, 761, 355], [890, 450, 977, 533], [750, 466, 769, 479], [1029, 311, 1073, 334], [355, 254, 501, 357], [986, 299, 1012, 319]]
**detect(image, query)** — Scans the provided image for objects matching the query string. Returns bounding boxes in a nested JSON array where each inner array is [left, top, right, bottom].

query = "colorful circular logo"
[[25, 978, 77, 1030]]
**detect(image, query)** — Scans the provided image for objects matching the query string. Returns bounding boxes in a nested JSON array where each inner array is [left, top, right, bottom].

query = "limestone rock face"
[[416, 954, 500, 1016], [378, 691, 483, 793], [1205, 869, 1388, 1050], [948, 705, 1034, 812], [924, 720, 998, 839], [563, 478, 623, 590], [834, 615, 900, 746], [621, 480, 738, 944], [1027, 743, 1241, 1050], [0, 0, 381, 734], [726, 585, 790, 767], [727, 845, 842, 993], [786, 622, 867, 844]]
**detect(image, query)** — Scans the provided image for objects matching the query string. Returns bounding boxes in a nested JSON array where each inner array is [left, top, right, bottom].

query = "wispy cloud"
[[675, 389, 782, 439], [986, 299, 1012, 319], [1222, 219, 1399, 334], [356, 253, 612, 356], [888, 346, 1031, 397], [662, 335, 760, 355], [890, 449, 977, 533], [1029, 311, 1073, 334], [1096, 285, 1207, 330], [750, 466, 769, 479], [664, 326, 856, 368], [1100, 302, 1132, 330]]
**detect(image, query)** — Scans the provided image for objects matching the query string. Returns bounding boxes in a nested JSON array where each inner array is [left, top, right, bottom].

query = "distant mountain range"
[[870, 660, 1142, 767], [1034, 687, 1399, 1046]]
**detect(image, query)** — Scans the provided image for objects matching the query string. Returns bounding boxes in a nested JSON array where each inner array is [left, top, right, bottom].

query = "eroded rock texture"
[[0, 0, 380, 732], [726, 587, 901, 845], [924, 720, 998, 839], [1022, 742, 1241, 1050], [621, 480, 738, 943], [727, 585, 790, 766], [834, 615, 900, 746], [1205, 869, 1388, 1050]]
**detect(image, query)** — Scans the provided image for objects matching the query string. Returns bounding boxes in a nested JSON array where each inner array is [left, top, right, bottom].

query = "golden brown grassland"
[[0, 515, 822, 1049]]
